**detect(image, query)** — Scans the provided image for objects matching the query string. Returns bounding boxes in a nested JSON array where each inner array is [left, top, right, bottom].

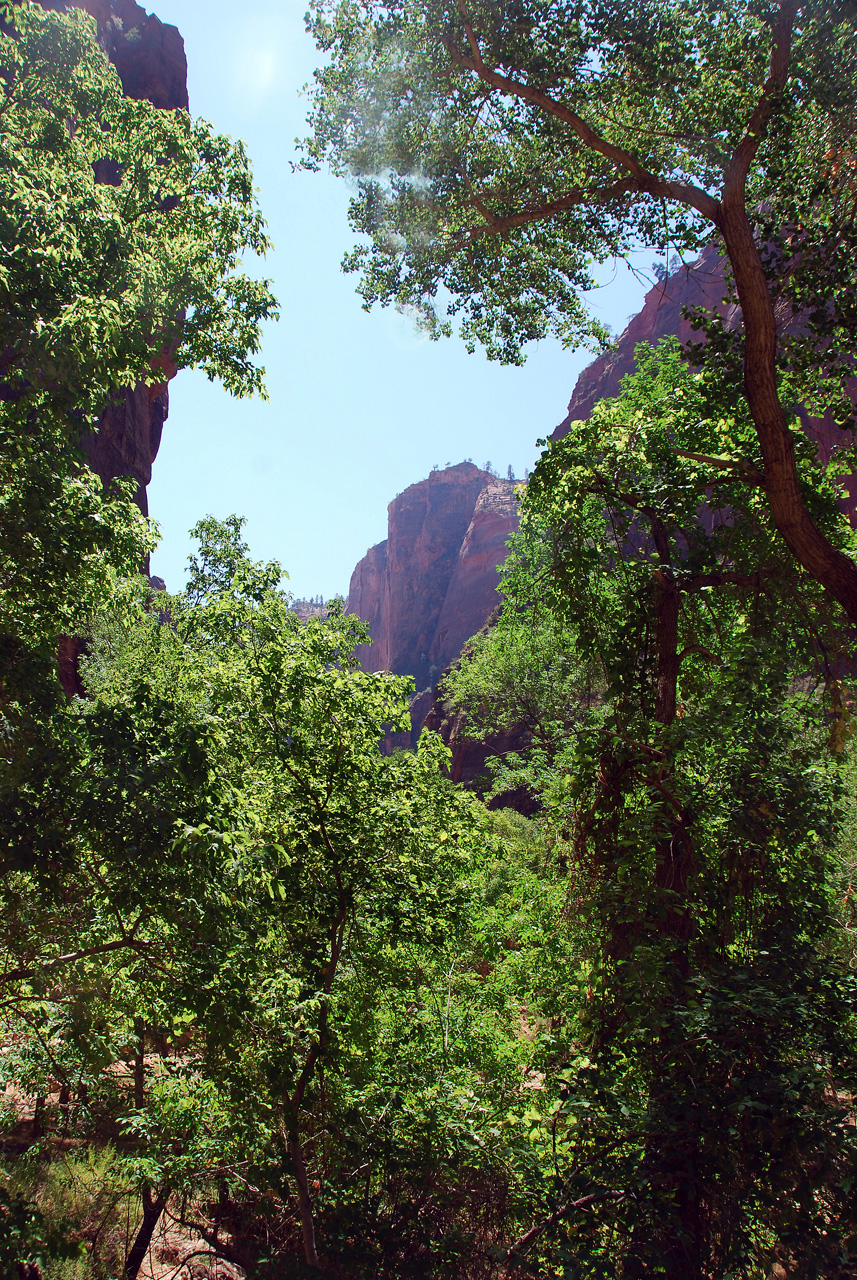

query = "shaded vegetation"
[[2, 3, 857, 1278]]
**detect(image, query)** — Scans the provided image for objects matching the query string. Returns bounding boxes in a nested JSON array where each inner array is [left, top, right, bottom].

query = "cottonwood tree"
[[446, 342, 857, 1276], [305, 0, 857, 619]]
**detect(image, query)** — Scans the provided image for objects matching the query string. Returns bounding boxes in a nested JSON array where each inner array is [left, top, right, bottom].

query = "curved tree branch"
[[447, 1, 721, 221]]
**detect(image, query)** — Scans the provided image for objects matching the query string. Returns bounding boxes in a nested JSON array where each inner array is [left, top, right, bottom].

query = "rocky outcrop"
[[422, 681, 538, 814], [84, 379, 172, 515], [349, 464, 520, 696], [428, 479, 521, 677], [348, 541, 391, 667], [36, 0, 188, 511], [38, 0, 188, 110], [290, 597, 329, 623]]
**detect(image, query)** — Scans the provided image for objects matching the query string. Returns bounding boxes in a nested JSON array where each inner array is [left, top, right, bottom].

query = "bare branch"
[[1, 937, 153, 987], [672, 448, 766, 486], [685, 569, 779, 592], [503, 1190, 626, 1259], [677, 643, 722, 664], [455, 176, 639, 240]]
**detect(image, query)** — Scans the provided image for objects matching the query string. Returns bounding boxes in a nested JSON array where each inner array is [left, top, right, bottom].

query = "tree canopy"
[[305, 0, 857, 621], [1, 518, 571, 1276], [444, 341, 857, 1275], [0, 4, 277, 674], [5, 3, 857, 1275]]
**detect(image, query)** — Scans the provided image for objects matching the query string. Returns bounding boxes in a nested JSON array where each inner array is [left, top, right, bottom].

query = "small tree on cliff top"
[[304, 0, 857, 621]]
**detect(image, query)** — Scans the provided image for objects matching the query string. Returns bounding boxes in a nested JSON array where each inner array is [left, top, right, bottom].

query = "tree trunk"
[[124, 1185, 168, 1280], [720, 202, 857, 623], [661, 1174, 703, 1280], [289, 1134, 321, 1270], [628, 575, 699, 1273], [623, 1108, 704, 1280], [133, 1019, 145, 1110], [31, 1094, 43, 1141], [655, 579, 679, 726], [57, 1081, 70, 1133]]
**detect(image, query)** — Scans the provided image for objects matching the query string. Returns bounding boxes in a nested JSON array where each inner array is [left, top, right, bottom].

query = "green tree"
[[441, 599, 601, 806], [0, 4, 277, 672], [446, 343, 857, 1275], [0, 6, 279, 968], [2, 519, 538, 1276], [305, 0, 857, 621]]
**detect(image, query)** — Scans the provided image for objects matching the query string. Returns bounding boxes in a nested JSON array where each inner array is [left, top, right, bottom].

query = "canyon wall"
[[353, 250, 857, 798], [347, 464, 520, 743], [554, 249, 856, 514], [553, 246, 731, 435]]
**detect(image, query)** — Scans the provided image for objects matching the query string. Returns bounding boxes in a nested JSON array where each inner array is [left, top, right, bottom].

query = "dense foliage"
[[2, 3, 857, 1278], [2, 516, 534, 1274], [444, 342, 857, 1276], [0, 3, 276, 675]]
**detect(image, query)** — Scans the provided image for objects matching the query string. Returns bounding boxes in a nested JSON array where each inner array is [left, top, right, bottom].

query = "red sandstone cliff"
[[553, 246, 731, 435], [354, 252, 857, 797], [348, 464, 520, 698], [429, 481, 520, 675], [38, 0, 188, 109]]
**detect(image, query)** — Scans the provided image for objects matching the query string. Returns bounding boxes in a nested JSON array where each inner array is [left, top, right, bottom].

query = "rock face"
[[429, 480, 522, 676], [37, 0, 188, 511], [84, 380, 173, 515], [347, 464, 520, 741], [38, 0, 188, 110], [422, 678, 539, 814]]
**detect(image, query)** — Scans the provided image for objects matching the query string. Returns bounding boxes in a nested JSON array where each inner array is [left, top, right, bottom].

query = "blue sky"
[[148, 0, 647, 600]]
